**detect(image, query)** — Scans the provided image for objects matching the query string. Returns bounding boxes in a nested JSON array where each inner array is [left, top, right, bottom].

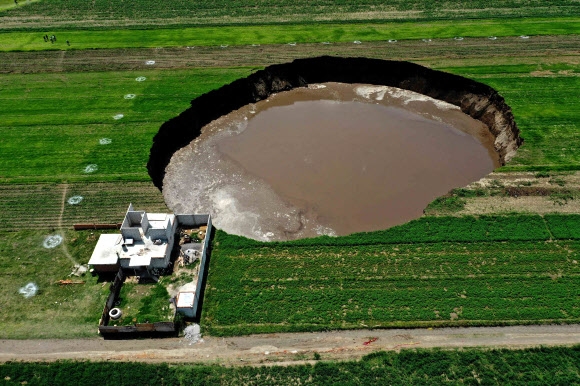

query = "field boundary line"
[[58, 183, 78, 266]]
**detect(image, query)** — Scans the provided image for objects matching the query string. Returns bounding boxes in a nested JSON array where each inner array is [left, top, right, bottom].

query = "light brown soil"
[[2, 325, 580, 365], [426, 171, 580, 216]]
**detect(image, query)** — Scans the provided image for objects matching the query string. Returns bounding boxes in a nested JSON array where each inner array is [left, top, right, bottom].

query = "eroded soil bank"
[[163, 83, 498, 240]]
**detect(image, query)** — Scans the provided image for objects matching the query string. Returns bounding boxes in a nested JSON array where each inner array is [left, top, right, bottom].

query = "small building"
[[176, 291, 196, 318], [89, 204, 206, 277]]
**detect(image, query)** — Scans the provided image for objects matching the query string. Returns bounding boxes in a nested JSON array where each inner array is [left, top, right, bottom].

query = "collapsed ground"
[[1, 9, 580, 340]]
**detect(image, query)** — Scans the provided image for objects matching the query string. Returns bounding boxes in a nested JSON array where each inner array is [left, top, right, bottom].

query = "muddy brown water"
[[163, 83, 498, 241]]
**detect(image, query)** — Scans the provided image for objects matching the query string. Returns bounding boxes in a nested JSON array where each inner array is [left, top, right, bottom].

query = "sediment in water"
[[148, 56, 522, 189]]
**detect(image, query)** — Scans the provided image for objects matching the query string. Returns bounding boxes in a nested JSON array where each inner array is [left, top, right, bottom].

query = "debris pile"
[[184, 323, 203, 345]]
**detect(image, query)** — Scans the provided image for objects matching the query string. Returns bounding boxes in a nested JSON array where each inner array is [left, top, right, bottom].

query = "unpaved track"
[[2, 325, 580, 365]]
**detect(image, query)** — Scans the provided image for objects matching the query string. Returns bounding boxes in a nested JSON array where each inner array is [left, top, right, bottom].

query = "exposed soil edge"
[[147, 56, 522, 189]]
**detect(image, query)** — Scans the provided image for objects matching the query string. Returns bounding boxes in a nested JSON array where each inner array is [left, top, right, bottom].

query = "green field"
[[3, 346, 580, 385], [2, 18, 580, 51], [204, 215, 580, 336], [1, 1, 580, 343], [1, 0, 579, 29]]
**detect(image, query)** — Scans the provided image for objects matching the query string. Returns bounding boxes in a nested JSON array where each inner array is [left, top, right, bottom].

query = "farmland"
[[2, 346, 580, 385], [0, 0, 579, 350], [1, 0, 579, 29], [204, 215, 580, 336]]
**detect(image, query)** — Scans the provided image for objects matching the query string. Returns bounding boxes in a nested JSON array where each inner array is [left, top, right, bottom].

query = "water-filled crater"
[[149, 57, 522, 241]]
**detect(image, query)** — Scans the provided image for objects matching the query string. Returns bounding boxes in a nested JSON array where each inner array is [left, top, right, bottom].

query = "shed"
[[176, 291, 195, 318]]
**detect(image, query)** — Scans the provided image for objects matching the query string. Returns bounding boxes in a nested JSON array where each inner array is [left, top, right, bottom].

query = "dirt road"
[[2, 325, 580, 366]]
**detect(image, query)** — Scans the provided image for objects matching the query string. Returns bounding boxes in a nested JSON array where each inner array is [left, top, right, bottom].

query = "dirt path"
[[2, 325, 580, 366]]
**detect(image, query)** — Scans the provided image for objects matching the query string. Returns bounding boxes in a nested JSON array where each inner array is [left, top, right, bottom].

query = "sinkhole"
[[148, 57, 522, 241]]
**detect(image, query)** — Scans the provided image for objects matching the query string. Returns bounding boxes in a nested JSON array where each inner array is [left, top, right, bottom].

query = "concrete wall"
[[121, 227, 141, 241], [192, 215, 212, 319], [148, 228, 168, 240], [176, 214, 210, 228]]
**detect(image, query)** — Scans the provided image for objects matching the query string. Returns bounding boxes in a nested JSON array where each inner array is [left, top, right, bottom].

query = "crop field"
[[1, 0, 579, 29], [2, 346, 580, 385], [0, 1, 579, 342], [204, 215, 580, 336], [2, 18, 580, 52]]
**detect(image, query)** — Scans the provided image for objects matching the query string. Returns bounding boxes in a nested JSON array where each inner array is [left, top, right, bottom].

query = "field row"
[[203, 234, 580, 336], [1, 18, 580, 52], [2, 0, 579, 29], [0, 182, 167, 231], [217, 214, 580, 248], [2, 346, 580, 385], [3, 35, 579, 75]]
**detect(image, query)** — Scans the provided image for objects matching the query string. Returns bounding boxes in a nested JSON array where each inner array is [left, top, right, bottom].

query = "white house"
[[89, 204, 177, 275]]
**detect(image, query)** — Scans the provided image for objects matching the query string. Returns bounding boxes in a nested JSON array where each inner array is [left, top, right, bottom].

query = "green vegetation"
[[2, 18, 580, 51], [203, 214, 580, 336], [0, 230, 109, 338], [2, 0, 580, 29], [0, 68, 251, 183], [115, 282, 172, 325], [3, 346, 580, 385]]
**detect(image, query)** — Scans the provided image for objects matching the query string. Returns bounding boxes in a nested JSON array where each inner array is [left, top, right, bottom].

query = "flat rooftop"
[[88, 234, 122, 266]]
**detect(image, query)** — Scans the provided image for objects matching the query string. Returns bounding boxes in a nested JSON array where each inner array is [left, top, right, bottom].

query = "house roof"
[[88, 234, 122, 266], [176, 292, 195, 308]]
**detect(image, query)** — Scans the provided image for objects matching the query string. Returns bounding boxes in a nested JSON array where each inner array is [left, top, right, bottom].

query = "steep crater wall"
[[148, 56, 522, 189]]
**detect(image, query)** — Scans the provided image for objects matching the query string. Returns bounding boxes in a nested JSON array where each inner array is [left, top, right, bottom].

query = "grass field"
[[204, 215, 580, 336], [1, 0, 579, 29], [2, 18, 580, 51], [0, 2, 580, 341], [0, 230, 110, 338]]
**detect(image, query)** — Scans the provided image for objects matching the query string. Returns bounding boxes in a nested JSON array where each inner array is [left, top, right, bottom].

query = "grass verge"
[[1, 18, 580, 51]]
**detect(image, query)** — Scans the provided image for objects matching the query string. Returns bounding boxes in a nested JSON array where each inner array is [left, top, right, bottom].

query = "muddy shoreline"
[[163, 83, 499, 240]]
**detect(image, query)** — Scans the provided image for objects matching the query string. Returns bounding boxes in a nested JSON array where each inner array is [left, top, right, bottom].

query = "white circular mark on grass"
[[19, 282, 38, 298], [520, 35, 530, 39], [422, 38, 432, 42], [84, 164, 98, 173], [113, 114, 124, 120], [488, 36, 497, 40], [454, 36, 464, 41], [145, 60, 156, 65], [124, 94, 136, 99], [353, 40, 362, 44], [135, 76, 146, 82], [388, 39, 397, 43], [67, 195, 83, 205], [43, 235, 63, 249], [99, 138, 112, 145]]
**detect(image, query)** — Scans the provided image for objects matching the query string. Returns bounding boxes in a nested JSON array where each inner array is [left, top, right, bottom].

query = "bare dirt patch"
[[2, 325, 580, 365]]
